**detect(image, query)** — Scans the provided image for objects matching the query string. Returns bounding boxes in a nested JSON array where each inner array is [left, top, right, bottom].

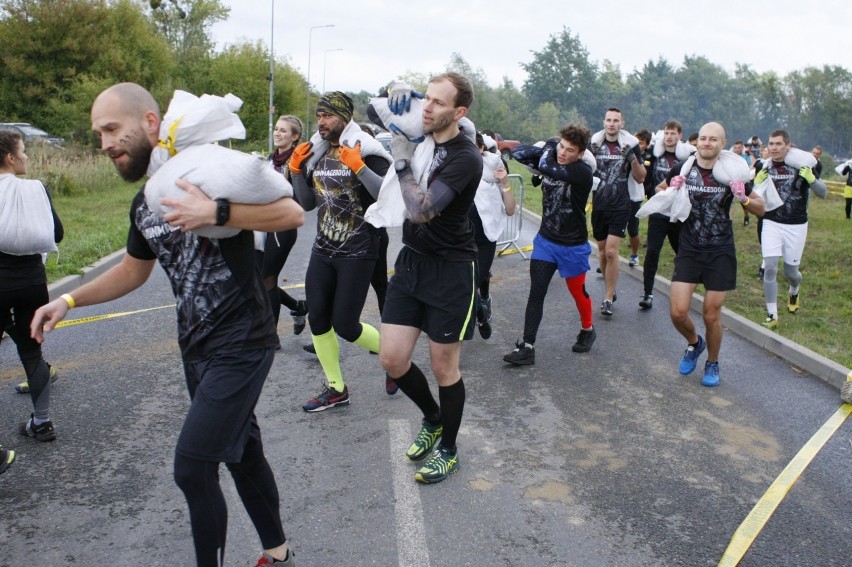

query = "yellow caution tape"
[[54, 305, 173, 329], [717, 398, 852, 566]]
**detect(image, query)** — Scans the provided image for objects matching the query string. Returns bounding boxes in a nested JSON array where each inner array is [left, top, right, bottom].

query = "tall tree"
[[521, 27, 597, 123]]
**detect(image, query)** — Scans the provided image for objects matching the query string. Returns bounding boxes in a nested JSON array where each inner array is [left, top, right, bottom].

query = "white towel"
[[304, 120, 392, 177]]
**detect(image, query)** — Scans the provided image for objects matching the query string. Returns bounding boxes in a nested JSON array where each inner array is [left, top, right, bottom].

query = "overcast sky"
[[211, 0, 850, 95]]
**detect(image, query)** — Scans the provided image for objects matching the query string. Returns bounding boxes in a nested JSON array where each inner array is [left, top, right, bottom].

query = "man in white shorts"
[[753, 129, 823, 329]]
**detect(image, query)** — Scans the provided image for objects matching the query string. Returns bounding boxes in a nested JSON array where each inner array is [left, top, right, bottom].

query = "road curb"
[[520, 207, 849, 390], [48, 248, 126, 300]]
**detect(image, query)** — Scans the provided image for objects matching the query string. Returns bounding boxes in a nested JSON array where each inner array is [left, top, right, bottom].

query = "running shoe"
[[600, 299, 614, 317], [406, 419, 443, 461], [16, 364, 58, 394], [503, 341, 535, 365], [20, 414, 56, 442], [628, 254, 639, 267], [744, 217, 750, 227], [479, 295, 493, 323], [290, 300, 308, 335], [302, 384, 350, 412], [762, 314, 778, 330], [478, 319, 492, 340], [702, 361, 721, 387], [254, 550, 295, 567], [572, 327, 596, 353], [639, 294, 654, 310], [0, 446, 15, 475], [678, 335, 706, 375], [414, 446, 460, 484], [385, 375, 399, 396], [787, 294, 800, 314], [302, 343, 316, 354]]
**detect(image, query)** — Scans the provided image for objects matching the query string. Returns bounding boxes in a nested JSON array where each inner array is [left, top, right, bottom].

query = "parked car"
[[0, 123, 65, 146], [492, 133, 520, 161]]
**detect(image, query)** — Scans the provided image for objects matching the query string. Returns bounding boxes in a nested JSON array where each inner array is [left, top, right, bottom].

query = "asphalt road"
[[2, 208, 850, 567]]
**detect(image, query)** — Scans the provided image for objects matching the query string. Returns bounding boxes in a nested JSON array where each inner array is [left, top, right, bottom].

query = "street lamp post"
[[322, 48, 344, 93], [267, 0, 275, 154], [305, 24, 334, 135]]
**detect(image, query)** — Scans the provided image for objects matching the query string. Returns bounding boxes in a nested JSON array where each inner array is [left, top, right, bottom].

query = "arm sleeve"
[[357, 154, 391, 199], [291, 172, 316, 211]]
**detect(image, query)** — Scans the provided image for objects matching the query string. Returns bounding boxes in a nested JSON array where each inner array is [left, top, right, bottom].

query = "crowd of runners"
[[0, 69, 837, 566]]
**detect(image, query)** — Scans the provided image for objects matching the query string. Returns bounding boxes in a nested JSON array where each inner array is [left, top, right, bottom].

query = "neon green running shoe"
[[414, 446, 459, 484], [406, 419, 442, 462], [16, 365, 58, 394]]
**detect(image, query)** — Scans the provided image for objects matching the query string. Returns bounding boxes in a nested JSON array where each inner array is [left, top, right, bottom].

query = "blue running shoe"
[[678, 335, 706, 375], [702, 361, 720, 387]]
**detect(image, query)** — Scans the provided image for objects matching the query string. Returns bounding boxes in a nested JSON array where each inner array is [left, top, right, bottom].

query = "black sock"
[[392, 363, 439, 424], [438, 379, 466, 452]]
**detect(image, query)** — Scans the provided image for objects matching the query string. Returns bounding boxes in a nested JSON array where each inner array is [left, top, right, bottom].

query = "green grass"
[[508, 161, 852, 369]]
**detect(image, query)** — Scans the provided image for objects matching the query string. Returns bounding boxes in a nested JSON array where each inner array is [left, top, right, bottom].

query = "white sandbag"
[[364, 168, 406, 228], [751, 177, 783, 211], [148, 90, 246, 177], [474, 152, 508, 242], [590, 129, 639, 150], [652, 130, 695, 160], [581, 149, 597, 173], [481, 134, 498, 153], [0, 174, 57, 255], [368, 96, 426, 142], [636, 185, 691, 222], [145, 144, 292, 239], [712, 150, 752, 184], [834, 160, 852, 176], [782, 147, 817, 169], [628, 177, 645, 201]]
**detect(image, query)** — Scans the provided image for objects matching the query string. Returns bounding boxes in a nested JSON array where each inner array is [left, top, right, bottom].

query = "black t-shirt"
[[666, 161, 746, 252], [308, 150, 389, 259], [592, 140, 630, 212], [536, 141, 595, 246], [126, 188, 278, 361], [757, 159, 811, 225], [402, 132, 483, 261]]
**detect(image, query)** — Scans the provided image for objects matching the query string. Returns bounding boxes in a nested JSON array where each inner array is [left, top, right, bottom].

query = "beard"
[[318, 120, 345, 143], [112, 135, 154, 182]]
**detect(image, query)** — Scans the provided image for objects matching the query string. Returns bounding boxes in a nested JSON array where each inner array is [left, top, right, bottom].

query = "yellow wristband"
[[502, 186, 511, 193], [742, 197, 750, 206], [60, 293, 76, 309]]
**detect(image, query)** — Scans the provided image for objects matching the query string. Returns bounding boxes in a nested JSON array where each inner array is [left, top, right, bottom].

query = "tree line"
[[2, 4, 849, 160]]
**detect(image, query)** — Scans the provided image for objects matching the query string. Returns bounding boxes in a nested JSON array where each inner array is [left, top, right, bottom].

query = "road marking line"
[[717, 401, 852, 566], [388, 419, 430, 567]]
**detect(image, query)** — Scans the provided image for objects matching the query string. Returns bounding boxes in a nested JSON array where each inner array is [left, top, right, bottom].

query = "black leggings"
[[522, 259, 559, 345], [643, 215, 680, 296], [846, 197, 851, 219], [262, 229, 300, 322], [173, 434, 285, 567], [371, 228, 389, 315], [475, 239, 496, 297], [0, 283, 52, 415], [305, 253, 376, 341]]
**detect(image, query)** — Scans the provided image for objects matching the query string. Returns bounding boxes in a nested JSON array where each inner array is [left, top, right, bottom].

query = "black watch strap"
[[215, 198, 230, 226]]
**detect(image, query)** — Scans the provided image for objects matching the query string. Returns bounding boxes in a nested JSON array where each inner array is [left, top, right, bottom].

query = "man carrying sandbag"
[[31, 83, 302, 567], [753, 130, 826, 329], [589, 107, 646, 318], [657, 122, 765, 387]]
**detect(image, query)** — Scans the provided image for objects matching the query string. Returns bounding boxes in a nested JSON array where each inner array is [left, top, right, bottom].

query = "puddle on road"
[[694, 409, 781, 462], [523, 481, 575, 504]]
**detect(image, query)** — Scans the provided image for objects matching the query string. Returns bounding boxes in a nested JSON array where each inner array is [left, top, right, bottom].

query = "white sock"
[[767, 303, 778, 317]]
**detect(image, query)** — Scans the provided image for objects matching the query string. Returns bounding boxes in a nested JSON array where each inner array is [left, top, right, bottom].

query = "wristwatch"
[[215, 198, 230, 226], [394, 159, 411, 172]]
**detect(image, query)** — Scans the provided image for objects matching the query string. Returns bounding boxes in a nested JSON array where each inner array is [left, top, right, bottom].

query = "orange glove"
[[288, 141, 314, 174], [339, 142, 366, 174]]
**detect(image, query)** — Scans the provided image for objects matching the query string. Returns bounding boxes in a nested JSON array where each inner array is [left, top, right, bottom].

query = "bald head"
[[93, 83, 160, 120], [92, 82, 161, 182], [695, 121, 726, 165]]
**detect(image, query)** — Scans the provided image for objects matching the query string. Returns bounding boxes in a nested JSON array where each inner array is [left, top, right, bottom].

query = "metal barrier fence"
[[496, 173, 527, 259]]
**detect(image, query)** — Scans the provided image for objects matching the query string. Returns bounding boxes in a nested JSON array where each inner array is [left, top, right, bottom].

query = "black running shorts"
[[672, 247, 738, 292], [382, 246, 476, 344], [591, 208, 629, 241]]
